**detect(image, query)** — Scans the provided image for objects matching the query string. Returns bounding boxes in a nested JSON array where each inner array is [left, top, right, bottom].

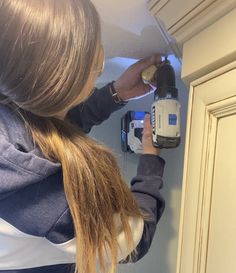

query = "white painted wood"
[[173, 0, 236, 45], [148, 0, 169, 13], [205, 115, 236, 273], [176, 61, 236, 273], [148, 0, 236, 59], [182, 8, 236, 84], [148, 0, 215, 31]]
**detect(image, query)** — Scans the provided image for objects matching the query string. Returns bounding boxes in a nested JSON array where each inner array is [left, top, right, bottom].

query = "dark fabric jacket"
[[0, 84, 165, 273]]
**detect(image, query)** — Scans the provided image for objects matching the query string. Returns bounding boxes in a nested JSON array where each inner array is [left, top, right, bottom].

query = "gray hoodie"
[[0, 84, 165, 273]]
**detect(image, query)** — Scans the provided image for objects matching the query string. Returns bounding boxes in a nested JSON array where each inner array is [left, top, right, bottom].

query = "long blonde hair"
[[0, 1, 144, 273]]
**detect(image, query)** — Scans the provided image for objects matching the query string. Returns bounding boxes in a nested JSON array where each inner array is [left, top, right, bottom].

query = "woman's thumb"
[[143, 114, 151, 134]]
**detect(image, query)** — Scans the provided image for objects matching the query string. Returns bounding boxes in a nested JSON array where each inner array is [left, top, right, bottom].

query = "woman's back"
[[0, 104, 75, 271]]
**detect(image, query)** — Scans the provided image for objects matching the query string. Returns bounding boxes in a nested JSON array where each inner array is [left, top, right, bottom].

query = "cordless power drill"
[[121, 58, 181, 154], [142, 58, 181, 149]]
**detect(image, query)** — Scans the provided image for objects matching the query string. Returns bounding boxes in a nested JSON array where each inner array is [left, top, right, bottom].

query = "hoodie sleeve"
[[119, 154, 165, 263], [66, 84, 127, 133]]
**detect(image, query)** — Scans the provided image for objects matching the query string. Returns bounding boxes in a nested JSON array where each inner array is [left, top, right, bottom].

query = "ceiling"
[[91, 0, 181, 84], [92, 0, 168, 60]]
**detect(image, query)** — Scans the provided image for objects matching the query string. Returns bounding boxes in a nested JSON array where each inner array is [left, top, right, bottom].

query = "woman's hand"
[[142, 114, 160, 156], [113, 55, 161, 101]]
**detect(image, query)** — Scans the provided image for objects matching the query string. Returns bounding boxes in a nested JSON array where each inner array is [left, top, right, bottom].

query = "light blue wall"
[[89, 78, 189, 273]]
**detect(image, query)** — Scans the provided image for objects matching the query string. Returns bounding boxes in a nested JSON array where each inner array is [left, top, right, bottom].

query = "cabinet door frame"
[[176, 60, 236, 273]]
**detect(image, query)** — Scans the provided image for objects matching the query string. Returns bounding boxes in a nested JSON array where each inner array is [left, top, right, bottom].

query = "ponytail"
[[14, 106, 143, 273]]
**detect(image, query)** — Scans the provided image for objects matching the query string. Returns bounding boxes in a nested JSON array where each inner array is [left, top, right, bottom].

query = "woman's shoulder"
[[0, 103, 63, 209]]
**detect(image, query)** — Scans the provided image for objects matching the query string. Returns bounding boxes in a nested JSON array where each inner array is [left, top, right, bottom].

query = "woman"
[[0, 1, 165, 273]]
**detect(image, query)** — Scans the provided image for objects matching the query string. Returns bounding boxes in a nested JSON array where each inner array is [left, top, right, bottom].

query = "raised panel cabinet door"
[[205, 114, 236, 273], [176, 62, 236, 273]]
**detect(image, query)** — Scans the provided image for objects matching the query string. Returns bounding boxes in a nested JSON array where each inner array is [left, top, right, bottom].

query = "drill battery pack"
[[121, 111, 148, 154]]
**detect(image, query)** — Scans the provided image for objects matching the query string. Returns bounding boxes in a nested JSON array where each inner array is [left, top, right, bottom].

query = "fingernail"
[[144, 113, 150, 119]]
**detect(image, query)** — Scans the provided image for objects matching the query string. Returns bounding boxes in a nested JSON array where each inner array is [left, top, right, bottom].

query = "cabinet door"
[[176, 62, 236, 273], [206, 114, 236, 272]]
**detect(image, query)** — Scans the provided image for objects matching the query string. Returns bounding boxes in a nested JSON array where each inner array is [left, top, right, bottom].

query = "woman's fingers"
[[142, 114, 160, 155]]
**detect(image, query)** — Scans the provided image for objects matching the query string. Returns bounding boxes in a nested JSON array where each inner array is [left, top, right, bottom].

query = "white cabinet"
[[148, 2, 236, 273], [182, 8, 236, 83], [176, 62, 236, 273], [148, 0, 236, 56]]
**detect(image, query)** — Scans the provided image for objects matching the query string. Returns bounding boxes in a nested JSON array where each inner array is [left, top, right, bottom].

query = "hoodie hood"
[[0, 104, 61, 200]]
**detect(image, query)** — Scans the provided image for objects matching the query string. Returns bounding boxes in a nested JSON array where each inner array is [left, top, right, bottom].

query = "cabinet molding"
[[182, 8, 236, 84], [148, 0, 216, 33], [148, 0, 236, 58]]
